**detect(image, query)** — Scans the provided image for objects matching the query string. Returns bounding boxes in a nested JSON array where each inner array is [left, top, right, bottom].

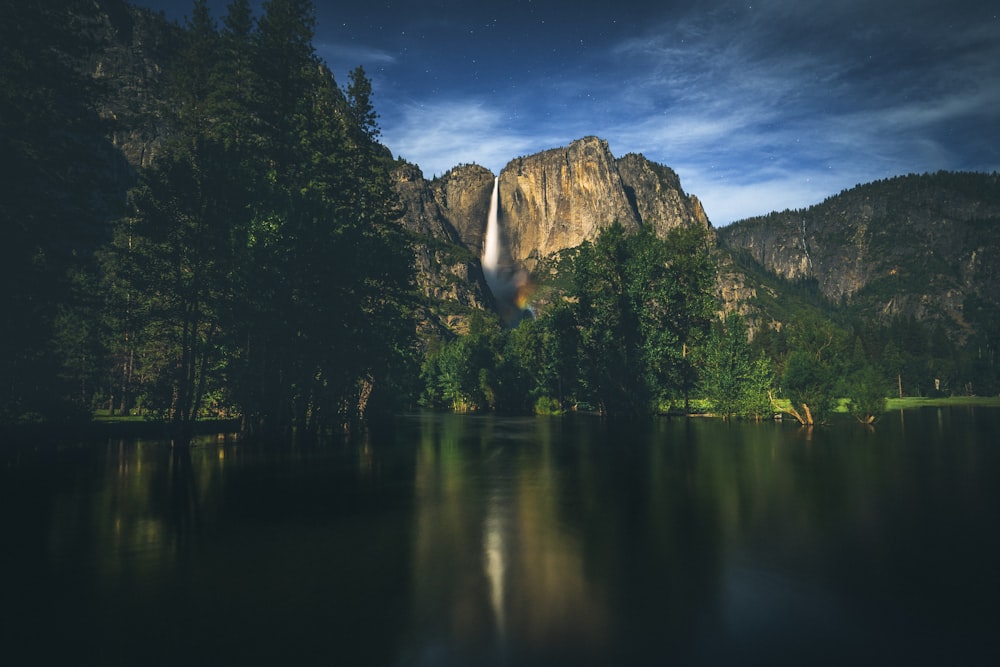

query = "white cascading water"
[[482, 176, 501, 297], [481, 175, 533, 325]]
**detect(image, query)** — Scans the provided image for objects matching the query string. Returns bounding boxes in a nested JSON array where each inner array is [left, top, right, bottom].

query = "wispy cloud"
[[317, 43, 397, 73], [382, 99, 555, 177], [368, 0, 999, 222]]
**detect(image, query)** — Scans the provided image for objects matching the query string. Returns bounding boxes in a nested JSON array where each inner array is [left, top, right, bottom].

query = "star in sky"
[[133, 0, 1000, 224]]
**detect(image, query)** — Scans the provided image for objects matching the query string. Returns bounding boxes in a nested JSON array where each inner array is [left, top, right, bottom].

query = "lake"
[[3, 408, 999, 665]]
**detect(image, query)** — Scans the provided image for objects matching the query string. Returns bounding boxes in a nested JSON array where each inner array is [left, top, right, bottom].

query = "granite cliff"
[[78, 2, 1000, 349], [392, 162, 495, 334], [86, 0, 179, 172], [498, 136, 709, 266], [717, 172, 1000, 341], [391, 137, 712, 329]]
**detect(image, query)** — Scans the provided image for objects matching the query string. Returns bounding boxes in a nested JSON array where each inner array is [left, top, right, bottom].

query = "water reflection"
[[400, 411, 1000, 665], [406, 415, 610, 665], [3, 409, 999, 665]]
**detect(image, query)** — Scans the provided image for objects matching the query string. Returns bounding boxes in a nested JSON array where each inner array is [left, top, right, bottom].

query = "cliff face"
[[499, 137, 640, 264], [432, 165, 496, 255], [615, 152, 710, 238], [392, 162, 494, 334], [390, 137, 712, 330], [717, 172, 1000, 338], [395, 137, 710, 328], [496, 136, 709, 265], [86, 1, 179, 174]]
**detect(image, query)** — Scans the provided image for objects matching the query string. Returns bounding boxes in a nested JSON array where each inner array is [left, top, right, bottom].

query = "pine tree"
[[0, 1, 109, 423]]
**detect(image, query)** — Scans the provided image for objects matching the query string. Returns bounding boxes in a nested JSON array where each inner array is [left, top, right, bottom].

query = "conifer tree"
[[0, 1, 109, 422]]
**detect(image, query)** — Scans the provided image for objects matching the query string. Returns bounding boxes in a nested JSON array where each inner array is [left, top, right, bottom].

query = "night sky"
[[134, 0, 999, 225]]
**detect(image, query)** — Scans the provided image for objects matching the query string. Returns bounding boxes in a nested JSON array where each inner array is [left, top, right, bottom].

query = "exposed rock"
[[717, 172, 1000, 340], [431, 164, 496, 256], [86, 1, 179, 174], [615, 152, 711, 237], [392, 162, 494, 335], [499, 137, 640, 265], [389, 136, 715, 325]]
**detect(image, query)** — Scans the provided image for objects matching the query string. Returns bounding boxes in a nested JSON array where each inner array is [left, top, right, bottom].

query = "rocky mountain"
[[392, 162, 495, 334], [392, 137, 711, 330], [499, 137, 709, 267], [717, 172, 1000, 342], [85, 0, 179, 172], [78, 3, 1000, 351]]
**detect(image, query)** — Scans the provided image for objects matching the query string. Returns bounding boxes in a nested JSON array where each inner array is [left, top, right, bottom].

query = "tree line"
[[419, 222, 905, 425], [420, 224, 729, 418], [3, 2, 989, 437], [2, 0, 415, 439]]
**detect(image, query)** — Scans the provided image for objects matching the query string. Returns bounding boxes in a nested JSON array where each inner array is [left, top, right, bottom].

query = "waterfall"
[[481, 175, 534, 326], [482, 176, 501, 297]]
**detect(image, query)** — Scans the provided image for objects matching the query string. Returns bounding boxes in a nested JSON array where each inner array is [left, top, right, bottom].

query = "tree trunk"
[[357, 374, 374, 421], [769, 391, 814, 426], [801, 403, 814, 426]]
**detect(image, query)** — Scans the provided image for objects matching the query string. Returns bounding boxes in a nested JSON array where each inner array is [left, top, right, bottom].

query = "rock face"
[[392, 162, 494, 334], [717, 172, 1000, 339], [432, 164, 496, 256], [86, 1, 179, 174], [390, 137, 712, 330], [615, 152, 711, 238], [499, 137, 640, 263], [497, 136, 709, 264]]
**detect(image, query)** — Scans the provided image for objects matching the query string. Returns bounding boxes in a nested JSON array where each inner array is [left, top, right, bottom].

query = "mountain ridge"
[[78, 2, 1000, 354], [717, 171, 1000, 344]]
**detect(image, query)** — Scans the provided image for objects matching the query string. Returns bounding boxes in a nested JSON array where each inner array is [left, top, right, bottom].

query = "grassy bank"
[[2, 416, 241, 446], [885, 396, 1000, 410]]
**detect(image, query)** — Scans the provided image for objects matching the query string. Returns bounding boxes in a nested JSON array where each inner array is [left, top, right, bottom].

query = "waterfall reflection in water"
[[2, 410, 999, 665]]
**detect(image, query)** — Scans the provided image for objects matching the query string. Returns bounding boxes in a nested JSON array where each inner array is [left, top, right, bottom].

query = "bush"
[[534, 396, 563, 415]]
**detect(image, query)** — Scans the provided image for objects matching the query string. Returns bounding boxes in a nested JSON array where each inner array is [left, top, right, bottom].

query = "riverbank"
[[885, 396, 1000, 409], [1, 416, 241, 447]]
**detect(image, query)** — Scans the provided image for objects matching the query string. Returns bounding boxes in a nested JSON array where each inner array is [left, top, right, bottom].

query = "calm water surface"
[[3, 409, 999, 665]]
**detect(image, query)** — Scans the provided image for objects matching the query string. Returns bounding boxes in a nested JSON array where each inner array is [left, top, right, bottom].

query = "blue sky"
[[138, 0, 999, 225]]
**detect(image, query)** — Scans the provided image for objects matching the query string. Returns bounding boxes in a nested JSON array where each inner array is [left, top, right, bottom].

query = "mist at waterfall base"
[[482, 176, 535, 326]]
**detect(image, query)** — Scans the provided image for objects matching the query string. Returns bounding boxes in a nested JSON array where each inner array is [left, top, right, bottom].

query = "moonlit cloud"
[[136, 0, 1000, 224], [317, 43, 396, 69], [383, 100, 552, 178]]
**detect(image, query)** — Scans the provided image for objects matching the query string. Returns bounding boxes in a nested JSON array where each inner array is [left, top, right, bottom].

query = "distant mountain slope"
[[717, 172, 1000, 342]]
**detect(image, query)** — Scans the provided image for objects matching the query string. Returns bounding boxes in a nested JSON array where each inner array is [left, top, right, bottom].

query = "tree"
[[106, 136, 251, 431], [345, 65, 380, 142], [845, 366, 888, 426], [100, 0, 415, 439], [655, 224, 717, 410], [0, 1, 112, 423], [770, 314, 846, 425], [774, 350, 836, 425], [421, 312, 502, 412], [700, 314, 774, 420], [566, 223, 716, 415], [571, 224, 645, 415]]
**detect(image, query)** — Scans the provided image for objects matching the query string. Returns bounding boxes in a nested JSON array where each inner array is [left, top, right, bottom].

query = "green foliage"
[[97, 0, 415, 438], [0, 1, 113, 423], [420, 312, 503, 412], [699, 314, 775, 419], [568, 223, 716, 415], [845, 366, 888, 425], [533, 396, 563, 415], [780, 350, 836, 424], [418, 223, 717, 417]]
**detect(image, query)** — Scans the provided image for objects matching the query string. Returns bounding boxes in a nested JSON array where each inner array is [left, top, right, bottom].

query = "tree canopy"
[[2, 1, 415, 440]]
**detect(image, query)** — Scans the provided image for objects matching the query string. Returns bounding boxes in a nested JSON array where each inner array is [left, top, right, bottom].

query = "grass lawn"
[[92, 413, 149, 423], [886, 396, 1000, 410]]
